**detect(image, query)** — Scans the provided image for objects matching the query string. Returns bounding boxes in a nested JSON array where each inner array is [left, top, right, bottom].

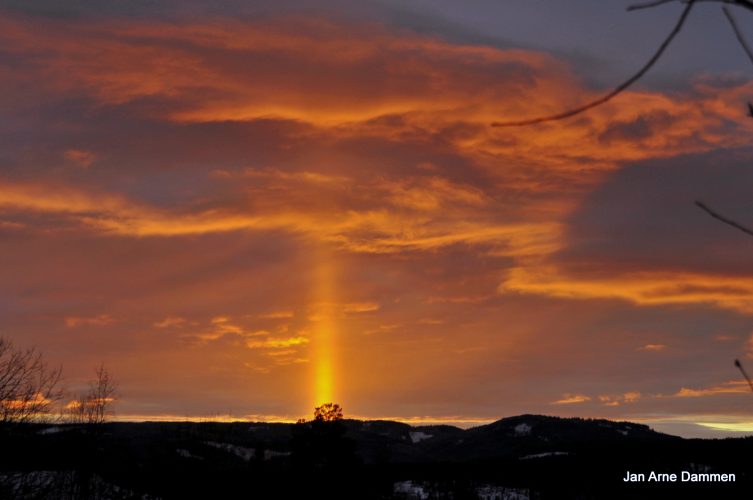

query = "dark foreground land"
[[2, 414, 752, 499]]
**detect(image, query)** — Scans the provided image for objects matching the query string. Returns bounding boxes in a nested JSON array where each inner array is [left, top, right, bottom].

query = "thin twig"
[[695, 200, 753, 237], [723, 6, 753, 66], [735, 359, 753, 393], [628, 0, 677, 12], [629, 0, 753, 12], [733, 0, 753, 11], [714, 0, 753, 12], [491, 0, 697, 127]]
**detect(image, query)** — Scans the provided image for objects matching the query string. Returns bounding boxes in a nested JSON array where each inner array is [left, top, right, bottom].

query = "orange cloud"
[[639, 344, 667, 352], [501, 266, 753, 314], [341, 302, 380, 314], [245, 336, 309, 349], [552, 393, 591, 404], [63, 149, 96, 168], [153, 316, 188, 328], [1, 16, 750, 284], [386, 177, 488, 211], [598, 392, 641, 407], [0, 15, 750, 186], [364, 324, 401, 335], [65, 314, 114, 328], [2, 393, 53, 411], [0, 178, 562, 258], [177, 317, 270, 343], [214, 168, 348, 185], [672, 381, 750, 398], [258, 311, 295, 320]]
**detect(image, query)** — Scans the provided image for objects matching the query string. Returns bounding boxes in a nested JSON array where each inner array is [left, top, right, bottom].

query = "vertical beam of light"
[[312, 248, 337, 408]]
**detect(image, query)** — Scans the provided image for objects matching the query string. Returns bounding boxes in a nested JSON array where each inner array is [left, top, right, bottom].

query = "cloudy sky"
[[2, 0, 753, 437]]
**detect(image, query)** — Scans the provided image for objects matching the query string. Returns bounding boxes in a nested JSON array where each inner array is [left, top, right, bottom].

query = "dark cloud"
[[598, 110, 676, 144], [558, 148, 753, 276]]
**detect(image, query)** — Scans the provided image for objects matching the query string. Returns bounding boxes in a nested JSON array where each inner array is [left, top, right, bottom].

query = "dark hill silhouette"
[[1, 415, 750, 499]]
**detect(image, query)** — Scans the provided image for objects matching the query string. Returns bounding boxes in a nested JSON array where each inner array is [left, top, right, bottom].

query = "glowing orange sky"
[[2, 5, 753, 437]]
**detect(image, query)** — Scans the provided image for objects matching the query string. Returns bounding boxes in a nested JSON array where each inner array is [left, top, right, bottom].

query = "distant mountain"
[[342, 414, 675, 463]]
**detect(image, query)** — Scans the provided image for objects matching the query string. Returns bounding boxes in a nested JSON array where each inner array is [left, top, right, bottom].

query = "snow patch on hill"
[[176, 448, 203, 460], [38, 426, 64, 435], [409, 431, 433, 443], [205, 441, 255, 461], [514, 423, 532, 436], [520, 451, 569, 460], [264, 449, 291, 460], [395, 481, 530, 500]]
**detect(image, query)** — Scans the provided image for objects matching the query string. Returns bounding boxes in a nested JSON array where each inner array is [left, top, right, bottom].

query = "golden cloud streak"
[[502, 266, 753, 314], [7, 172, 753, 316], [2, 393, 53, 410], [153, 316, 189, 328], [0, 180, 560, 259], [639, 344, 667, 352], [245, 336, 309, 349], [598, 392, 641, 407], [64, 314, 114, 328], [672, 381, 750, 398], [552, 393, 591, 405]]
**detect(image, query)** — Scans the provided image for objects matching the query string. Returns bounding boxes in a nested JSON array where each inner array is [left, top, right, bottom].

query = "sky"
[[2, 0, 753, 438]]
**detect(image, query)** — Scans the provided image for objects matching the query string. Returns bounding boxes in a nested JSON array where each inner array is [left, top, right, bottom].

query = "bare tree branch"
[[699, 0, 753, 12], [735, 359, 753, 392], [0, 337, 63, 424], [629, 0, 753, 12], [491, 0, 697, 127], [628, 0, 677, 11], [695, 200, 753, 237], [68, 364, 117, 425], [722, 6, 753, 67]]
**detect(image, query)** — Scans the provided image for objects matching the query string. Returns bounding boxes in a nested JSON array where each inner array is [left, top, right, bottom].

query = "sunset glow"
[[2, 1, 753, 439]]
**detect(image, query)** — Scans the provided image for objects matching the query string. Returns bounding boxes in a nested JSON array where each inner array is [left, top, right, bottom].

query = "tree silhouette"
[[291, 403, 357, 472], [68, 364, 117, 425], [314, 402, 343, 422], [0, 336, 62, 424]]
